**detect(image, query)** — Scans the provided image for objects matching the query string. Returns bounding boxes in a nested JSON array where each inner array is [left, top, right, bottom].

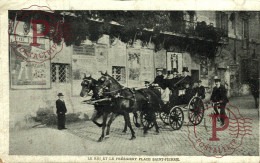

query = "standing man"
[[210, 76, 229, 126], [56, 93, 67, 130]]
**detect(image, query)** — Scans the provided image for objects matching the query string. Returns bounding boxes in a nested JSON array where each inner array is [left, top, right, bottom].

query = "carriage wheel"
[[160, 111, 169, 125], [140, 111, 154, 129], [169, 106, 184, 130], [188, 96, 204, 126]]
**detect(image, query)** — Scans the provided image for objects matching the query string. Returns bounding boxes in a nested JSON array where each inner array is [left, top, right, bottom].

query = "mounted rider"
[[210, 76, 229, 126]]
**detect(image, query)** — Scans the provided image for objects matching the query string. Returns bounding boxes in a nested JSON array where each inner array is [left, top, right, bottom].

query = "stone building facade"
[[9, 11, 260, 129]]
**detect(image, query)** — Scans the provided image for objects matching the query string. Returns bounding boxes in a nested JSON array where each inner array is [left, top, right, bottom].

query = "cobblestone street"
[[10, 96, 259, 156]]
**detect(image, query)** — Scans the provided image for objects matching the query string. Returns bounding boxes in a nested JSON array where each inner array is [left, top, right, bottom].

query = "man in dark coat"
[[175, 67, 192, 89], [167, 68, 179, 89], [56, 93, 67, 130], [153, 69, 164, 87], [210, 77, 229, 126], [194, 80, 206, 99], [181, 67, 192, 86]]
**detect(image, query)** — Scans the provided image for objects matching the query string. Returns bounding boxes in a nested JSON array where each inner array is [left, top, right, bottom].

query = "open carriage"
[[134, 85, 205, 130]]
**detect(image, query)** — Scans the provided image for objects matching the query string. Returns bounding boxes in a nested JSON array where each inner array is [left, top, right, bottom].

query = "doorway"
[[191, 70, 199, 85]]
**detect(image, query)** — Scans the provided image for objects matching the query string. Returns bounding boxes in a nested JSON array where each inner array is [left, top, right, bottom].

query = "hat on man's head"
[[214, 76, 221, 82], [167, 70, 173, 74], [57, 93, 64, 96], [172, 68, 178, 73], [182, 67, 189, 72], [83, 75, 91, 80], [145, 81, 150, 84], [157, 68, 163, 72], [197, 80, 202, 83]]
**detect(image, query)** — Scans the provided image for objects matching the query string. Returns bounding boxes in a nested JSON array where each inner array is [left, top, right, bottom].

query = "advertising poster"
[[9, 37, 51, 89], [140, 49, 154, 82], [128, 49, 141, 81]]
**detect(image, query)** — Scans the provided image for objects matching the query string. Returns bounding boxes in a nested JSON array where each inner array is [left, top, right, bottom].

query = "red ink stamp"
[[9, 5, 72, 63], [188, 100, 252, 157]]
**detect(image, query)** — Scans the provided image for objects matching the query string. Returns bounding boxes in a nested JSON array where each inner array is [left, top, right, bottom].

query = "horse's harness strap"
[[137, 89, 150, 103]]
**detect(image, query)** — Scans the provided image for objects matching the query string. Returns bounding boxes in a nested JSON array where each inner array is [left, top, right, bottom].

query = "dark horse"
[[248, 77, 259, 108], [80, 75, 142, 141], [80, 73, 161, 141], [80, 75, 131, 141], [97, 73, 161, 134]]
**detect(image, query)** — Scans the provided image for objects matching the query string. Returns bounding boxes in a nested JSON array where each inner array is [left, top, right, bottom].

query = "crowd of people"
[[148, 67, 228, 126], [150, 67, 204, 104]]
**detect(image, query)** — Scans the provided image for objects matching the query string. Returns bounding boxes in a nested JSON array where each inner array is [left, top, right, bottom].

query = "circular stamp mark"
[[9, 5, 72, 64], [188, 100, 253, 157]]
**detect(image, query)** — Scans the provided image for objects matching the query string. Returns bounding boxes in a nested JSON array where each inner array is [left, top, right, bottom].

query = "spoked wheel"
[[160, 111, 169, 125], [188, 96, 204, 125], [140, 111, 154, 129], [169, 106, 184, 130]]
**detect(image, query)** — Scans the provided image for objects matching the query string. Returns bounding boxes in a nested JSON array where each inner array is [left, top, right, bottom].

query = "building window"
[[216, 12, 228, 36], [51, 63, 70, 83], [112, 66, 126, 84]]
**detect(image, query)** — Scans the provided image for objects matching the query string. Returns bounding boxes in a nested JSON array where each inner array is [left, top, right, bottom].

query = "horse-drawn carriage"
[[80, 72, 205, 141], [134, 84, 205, 131]]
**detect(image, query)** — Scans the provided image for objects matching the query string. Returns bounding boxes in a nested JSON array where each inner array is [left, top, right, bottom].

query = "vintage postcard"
[[0, 0, 260, 162]]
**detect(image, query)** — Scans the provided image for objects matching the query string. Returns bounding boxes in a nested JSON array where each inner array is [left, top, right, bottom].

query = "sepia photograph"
[[5, 5, 260, 161]]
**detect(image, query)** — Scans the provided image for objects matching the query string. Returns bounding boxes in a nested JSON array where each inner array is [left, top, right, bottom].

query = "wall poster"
[[140, 49, 154, 82], [128, 49, 141, 81], [95, 44, 108, 73], [166, 52, 183, 73], [9, 36, 51, 89]]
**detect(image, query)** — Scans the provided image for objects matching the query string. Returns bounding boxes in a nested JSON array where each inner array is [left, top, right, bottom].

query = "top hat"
[[197, 80, 202, 83], [172, 68, 178, 73], [145, 81, 150, 84], [167, 70, 173, 74], [157, 68, 163, 71], [214, 76, 221, 82], [182, 67, 189, 72], [57, 93, 64, 96]]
